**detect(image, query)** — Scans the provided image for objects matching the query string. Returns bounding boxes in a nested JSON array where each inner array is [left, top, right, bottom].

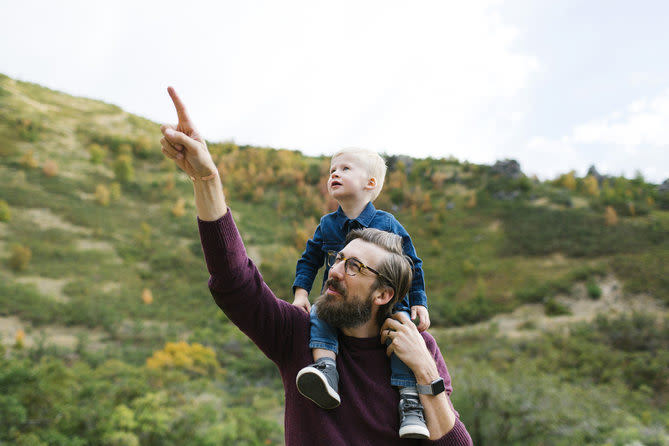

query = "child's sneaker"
[[398, 387, 429, 439], [296, 358, 341, 409]]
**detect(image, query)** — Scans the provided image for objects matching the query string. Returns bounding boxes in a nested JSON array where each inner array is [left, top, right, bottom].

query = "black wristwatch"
[[416, 377, 445, 396]]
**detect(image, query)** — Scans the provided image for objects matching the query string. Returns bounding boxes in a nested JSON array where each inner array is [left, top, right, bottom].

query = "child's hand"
[[411, 305, 431, 332], [293, 288, 311, 314]]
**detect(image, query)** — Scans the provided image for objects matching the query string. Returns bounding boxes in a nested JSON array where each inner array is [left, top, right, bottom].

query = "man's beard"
[[315, 278, 374, 329]]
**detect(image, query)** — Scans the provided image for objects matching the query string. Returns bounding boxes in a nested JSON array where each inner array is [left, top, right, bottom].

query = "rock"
[[658, 179, 669, 194], [587, 165, 605, 185], [490, 159, 522, 179]]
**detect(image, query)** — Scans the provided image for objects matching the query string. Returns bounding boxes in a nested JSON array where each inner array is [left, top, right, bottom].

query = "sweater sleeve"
[[198, 210, 309, 364], [422, 333, 473, 446], [292, 221, 326, 295]]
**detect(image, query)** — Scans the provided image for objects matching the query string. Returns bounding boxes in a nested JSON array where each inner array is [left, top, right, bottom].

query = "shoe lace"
[[399, 397, 423, 414]]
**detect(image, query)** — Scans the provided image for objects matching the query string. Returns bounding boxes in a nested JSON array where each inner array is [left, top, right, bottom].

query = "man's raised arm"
[[160, 86, 227, 221]]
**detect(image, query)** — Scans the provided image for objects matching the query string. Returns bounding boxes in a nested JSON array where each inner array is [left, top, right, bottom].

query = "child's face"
[[328, 153, 373, 202]]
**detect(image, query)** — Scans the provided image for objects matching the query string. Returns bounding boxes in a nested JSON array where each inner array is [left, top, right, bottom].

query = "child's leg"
[[390, 309, 429, 439], [388, 310, 417, 388], [296, 304, 341, 409], [308, 303, 339, 359]]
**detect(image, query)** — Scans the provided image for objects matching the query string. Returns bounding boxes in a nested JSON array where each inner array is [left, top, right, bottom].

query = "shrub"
[[16, 118, 41, 142], [95, 184, 110, 206], [586, 280, 602, 299], [9, 244, 32, 271], [14, 329, 25, 349], [171, 198, 186, 217], [42, 159, 58, 177], [0, 199, 11, 222], [134, 135, 153, 159], [545, 297, 571, 316], [146, 341, 220, 377], [20, 149, 39, 168], [113, 154, 134, 183], [141, 288, 153, 305], [110, 182, 121, 201], [88, 143, 106, 164]]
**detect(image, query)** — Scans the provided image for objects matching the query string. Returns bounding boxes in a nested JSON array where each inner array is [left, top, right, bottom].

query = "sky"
[[1, 0, 668, 184]]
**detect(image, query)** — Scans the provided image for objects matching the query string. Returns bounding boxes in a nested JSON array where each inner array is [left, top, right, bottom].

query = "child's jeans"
[[309, 303, 417, 387]]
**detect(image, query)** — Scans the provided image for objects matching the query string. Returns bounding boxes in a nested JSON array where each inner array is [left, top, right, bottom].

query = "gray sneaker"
[[296, 358, 341, 409], [398, 390, 429, 439]]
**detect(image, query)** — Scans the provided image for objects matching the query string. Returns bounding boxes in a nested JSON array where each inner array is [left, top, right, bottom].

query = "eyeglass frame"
[[326, 250, 387, 281]]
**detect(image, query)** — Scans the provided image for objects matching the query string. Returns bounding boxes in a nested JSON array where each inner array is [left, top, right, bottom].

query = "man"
[[160, 86, 473, 445]]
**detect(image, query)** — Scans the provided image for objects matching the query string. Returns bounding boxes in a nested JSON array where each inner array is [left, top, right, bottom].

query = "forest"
[[0, 73, 668, 445]]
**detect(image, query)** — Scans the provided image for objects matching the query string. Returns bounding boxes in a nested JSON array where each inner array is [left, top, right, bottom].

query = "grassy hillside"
[[1, 73, 668, 445]]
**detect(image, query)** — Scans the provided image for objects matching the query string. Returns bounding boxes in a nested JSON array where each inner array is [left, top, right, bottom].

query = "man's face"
[[315, 239, 384, 329]]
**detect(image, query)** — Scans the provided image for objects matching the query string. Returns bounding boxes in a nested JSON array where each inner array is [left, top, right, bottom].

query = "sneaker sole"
[[399, 424, 430, 439], [296, 366, 341, 409]]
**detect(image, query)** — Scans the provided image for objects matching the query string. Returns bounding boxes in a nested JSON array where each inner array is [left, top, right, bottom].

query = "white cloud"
[[518, 89, 669, 183], [572, 88, 669, 146]]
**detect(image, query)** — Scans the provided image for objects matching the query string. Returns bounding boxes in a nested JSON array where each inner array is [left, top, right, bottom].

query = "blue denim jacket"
[[293, 202, 427, 309]]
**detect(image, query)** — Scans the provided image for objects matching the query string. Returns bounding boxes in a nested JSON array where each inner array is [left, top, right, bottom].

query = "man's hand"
[[160, 86, 217, 179], [411, 305, 431, 332], [380, 312, 437, 377], [293, 288, 311, 313], [381, 312, 457, 439]]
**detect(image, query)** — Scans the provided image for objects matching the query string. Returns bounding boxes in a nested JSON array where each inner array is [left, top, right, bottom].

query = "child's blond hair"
[[331, 147, 387, 201]]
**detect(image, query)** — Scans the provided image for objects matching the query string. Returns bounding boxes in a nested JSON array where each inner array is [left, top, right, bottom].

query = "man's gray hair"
[[345, 228, 413, 326]]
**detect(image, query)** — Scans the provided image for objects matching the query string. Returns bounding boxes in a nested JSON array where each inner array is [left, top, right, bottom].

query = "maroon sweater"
[[199, 211, 473, 446]]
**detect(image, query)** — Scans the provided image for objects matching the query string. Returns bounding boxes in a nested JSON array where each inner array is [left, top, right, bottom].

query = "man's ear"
[[373, 286, 394, 306]]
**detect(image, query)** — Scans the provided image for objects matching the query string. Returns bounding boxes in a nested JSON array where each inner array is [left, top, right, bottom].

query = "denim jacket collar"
[[334, 201, 376, 231]]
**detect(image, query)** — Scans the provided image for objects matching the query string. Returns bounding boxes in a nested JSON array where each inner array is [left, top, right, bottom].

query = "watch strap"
[[416, 377, 445, 395]]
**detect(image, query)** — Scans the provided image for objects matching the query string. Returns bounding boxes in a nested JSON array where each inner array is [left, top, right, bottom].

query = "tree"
[[95, 184, 110, 206], [583, 175, 599, 197], [605, 206, 618, 226], [113, 154, 134, 183]]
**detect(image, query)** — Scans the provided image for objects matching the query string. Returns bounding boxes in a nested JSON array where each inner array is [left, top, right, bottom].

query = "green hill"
[[1, 73, 668, 445]]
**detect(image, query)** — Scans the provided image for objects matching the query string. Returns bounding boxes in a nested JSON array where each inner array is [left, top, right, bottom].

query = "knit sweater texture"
[[198, 210, 473, 446]]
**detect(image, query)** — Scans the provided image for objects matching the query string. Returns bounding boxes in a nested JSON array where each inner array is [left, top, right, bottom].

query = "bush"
[[8, 244, 32, 271], [545, 297, 571, 316], [113, 154, 134, 183], [586, 280, 602, 299], [0, 199, 11, 222], [20, 149, 39, 168], [88, 143, 106, 164], [42, 160, 58, 177], [95, 184, 110, 206]]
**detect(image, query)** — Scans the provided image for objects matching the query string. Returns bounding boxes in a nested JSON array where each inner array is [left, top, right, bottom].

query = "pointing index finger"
[[167, 86, 192, 127]]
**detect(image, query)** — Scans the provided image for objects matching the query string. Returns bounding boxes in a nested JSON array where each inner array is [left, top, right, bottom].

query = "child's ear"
[[366, 177, 377, 190]]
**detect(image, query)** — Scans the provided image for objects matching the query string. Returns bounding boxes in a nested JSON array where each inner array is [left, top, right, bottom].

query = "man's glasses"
[[327, 251, 385, 280]]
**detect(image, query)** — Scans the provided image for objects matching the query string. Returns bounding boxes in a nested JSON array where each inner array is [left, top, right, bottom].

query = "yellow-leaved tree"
[[146, 341, 221, 377]]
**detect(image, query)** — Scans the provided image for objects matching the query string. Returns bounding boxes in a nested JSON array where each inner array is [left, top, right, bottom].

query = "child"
[[292, 147, 432, 439]]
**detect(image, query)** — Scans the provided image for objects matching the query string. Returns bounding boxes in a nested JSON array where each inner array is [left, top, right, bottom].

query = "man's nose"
[[328, 260, 346, 279]]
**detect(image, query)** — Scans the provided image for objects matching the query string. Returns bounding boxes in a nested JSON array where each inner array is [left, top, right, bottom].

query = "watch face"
[[433, 378, 445, 394]]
